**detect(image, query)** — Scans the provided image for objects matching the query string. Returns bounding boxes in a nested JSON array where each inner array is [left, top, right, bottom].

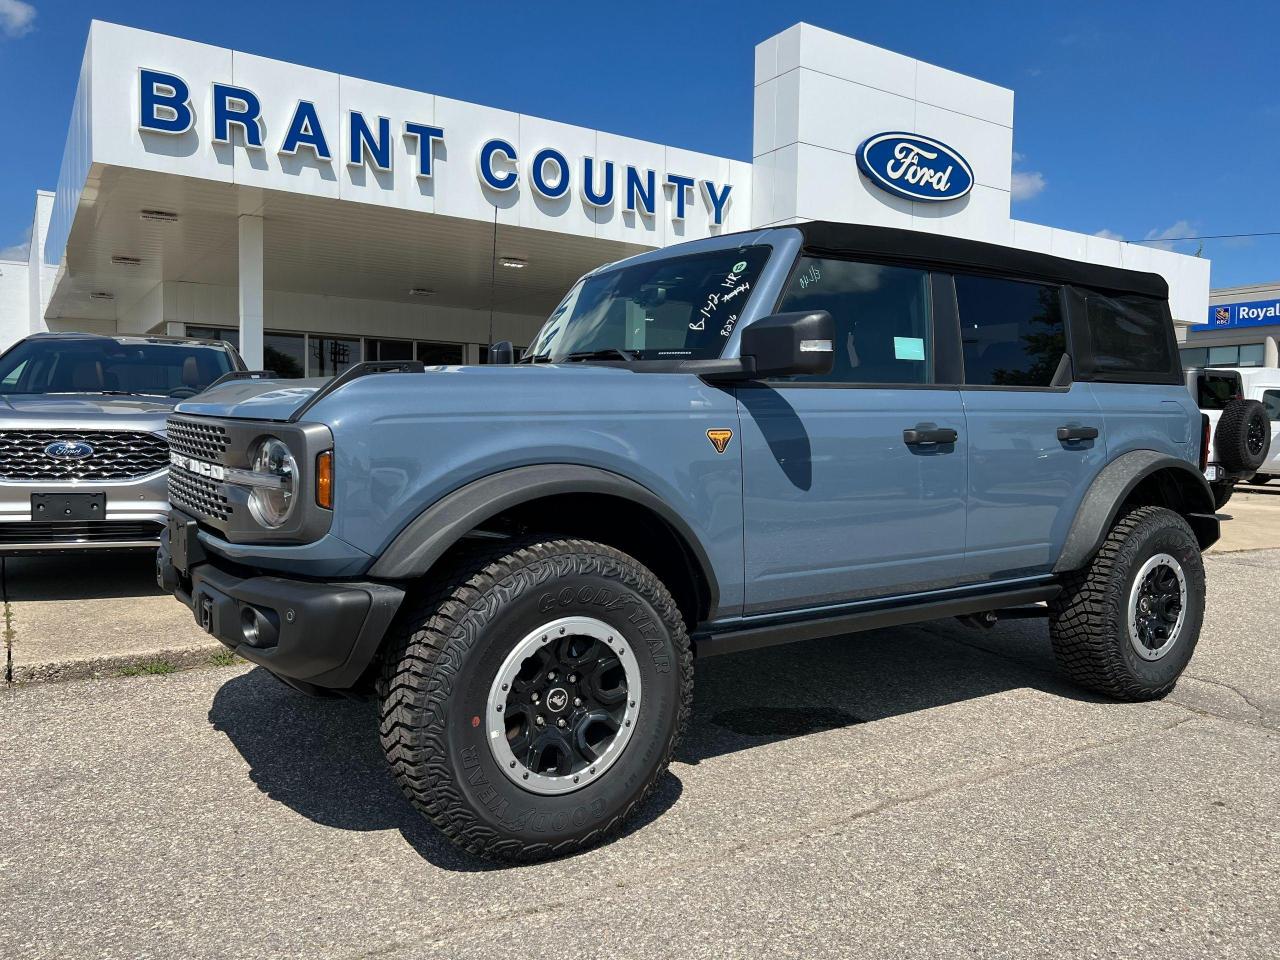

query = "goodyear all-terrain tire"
[[1215, 398, 1270, 473], [1048, 506, 1204, 701], [378, 538, 692, 862]]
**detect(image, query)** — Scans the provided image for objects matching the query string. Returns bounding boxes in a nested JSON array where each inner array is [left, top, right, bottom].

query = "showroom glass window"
[[417, 341, 465, 365], [774, 257, 932, 384], [954, 275, 1065, 386], [311, 336, 361, 378], [367, 338, 414, 361]]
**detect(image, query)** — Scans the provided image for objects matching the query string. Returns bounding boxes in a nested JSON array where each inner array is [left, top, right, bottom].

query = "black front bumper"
[[158, 513, 404, 691]]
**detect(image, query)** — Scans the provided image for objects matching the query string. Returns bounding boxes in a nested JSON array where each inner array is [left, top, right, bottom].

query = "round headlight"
[[247, 438, 297, 529]]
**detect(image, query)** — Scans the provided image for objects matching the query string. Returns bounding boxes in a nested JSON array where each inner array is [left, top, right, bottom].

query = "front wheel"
[[378, 538, 692, 861], [1049, 506, 1205, 701]]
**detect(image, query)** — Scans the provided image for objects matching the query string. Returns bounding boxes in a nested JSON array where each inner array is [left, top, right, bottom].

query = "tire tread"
[[376, 537, 693, 862]]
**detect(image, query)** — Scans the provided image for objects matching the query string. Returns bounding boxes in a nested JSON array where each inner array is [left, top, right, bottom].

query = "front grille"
[[0, 430, 169, 481], [168, 466, 232, 522], [166, 417, 230, 462], [0, 520, 163, 545]]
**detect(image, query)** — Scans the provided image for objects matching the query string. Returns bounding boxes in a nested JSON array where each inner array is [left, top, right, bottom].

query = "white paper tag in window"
[[894, 336, 925, 361]]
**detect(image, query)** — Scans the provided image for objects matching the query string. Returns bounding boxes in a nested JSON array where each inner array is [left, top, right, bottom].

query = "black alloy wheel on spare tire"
[[377, 537, 692, 862], [1214, 398, 1271, 474]]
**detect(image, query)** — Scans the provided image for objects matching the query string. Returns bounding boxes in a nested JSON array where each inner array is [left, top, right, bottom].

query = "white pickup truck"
[[1187, 366, 1279, 507]]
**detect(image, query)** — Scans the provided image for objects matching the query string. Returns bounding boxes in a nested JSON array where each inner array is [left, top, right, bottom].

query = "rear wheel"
[[1211, 481, 1234, 510], [378, 538, 692, 861], [1049, 506, 1204, 701]]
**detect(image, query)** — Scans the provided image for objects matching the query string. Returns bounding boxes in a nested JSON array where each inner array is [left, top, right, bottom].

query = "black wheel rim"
[[1127, 553, 1186, 661], [487, 616, 640, 795], [1247, 417, 1267, 457]]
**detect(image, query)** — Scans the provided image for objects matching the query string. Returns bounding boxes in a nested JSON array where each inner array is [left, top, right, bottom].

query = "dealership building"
[[1178, 282, 1280, 370], [0, 20, 1211, 372]]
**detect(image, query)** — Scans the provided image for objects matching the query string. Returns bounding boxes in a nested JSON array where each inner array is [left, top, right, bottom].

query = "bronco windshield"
[[525, 245, 772, 362], [0, 338, 236, 397]]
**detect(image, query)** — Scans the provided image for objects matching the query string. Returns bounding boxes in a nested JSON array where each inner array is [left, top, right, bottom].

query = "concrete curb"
[[8, 642, 234, 686]]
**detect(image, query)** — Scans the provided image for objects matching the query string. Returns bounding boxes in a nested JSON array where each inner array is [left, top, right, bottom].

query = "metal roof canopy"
[[46, 164, 651, 328]]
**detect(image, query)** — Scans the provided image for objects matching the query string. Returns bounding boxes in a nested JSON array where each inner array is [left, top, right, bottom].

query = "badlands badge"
[[706, 428, 733, 454]]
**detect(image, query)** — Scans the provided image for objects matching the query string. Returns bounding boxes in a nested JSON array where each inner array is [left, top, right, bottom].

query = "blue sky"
[[0, 0, 1276, 287]]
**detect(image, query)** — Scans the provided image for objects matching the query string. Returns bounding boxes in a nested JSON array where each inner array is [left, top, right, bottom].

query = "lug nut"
[[573, 697, 582, 707], [532, 692, 540, 703], [548, 670, 557, 681], [568, 673, 577, 683], [535, 715, 545, 726], [557, 718, 566, 727]]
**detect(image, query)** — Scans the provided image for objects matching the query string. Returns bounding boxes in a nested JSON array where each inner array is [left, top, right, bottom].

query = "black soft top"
[[790, 221, 1169, 301]]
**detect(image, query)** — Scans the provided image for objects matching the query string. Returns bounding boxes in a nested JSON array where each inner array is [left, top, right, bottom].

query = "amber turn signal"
[[316, 450, 334, 509]]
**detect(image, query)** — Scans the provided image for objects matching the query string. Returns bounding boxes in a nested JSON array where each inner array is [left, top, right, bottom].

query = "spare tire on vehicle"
[[1215, 398, 1270, 473]]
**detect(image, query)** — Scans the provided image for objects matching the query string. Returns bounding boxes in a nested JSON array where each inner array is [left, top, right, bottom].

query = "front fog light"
[[247, 437, 297, 528]]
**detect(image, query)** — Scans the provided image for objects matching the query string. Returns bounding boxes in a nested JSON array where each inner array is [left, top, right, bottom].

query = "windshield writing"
[[527, 246, 772, 362]]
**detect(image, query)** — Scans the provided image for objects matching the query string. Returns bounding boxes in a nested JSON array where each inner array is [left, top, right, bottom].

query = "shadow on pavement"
[[2, 550, 162, 601], [209, 615, 1091, 869], [207, 669, 682, 872]]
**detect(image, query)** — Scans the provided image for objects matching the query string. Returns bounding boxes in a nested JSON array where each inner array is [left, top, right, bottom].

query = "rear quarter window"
[[1083, 292, 1177, 380]]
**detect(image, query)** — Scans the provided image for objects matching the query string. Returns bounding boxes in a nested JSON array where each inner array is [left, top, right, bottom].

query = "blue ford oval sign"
[[45, 440, 95, 460], [856, 132, 974, 203]]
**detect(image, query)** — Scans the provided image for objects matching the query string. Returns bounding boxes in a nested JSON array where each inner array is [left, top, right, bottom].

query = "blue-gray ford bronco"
[[157, 222, 1219, 861]]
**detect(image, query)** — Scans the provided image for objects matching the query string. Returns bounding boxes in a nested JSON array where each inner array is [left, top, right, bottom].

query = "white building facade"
[[0, 20, 1211, 373]]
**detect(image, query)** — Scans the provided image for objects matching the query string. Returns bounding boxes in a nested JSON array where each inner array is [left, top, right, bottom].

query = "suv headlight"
[[246, 437, 297, 528]]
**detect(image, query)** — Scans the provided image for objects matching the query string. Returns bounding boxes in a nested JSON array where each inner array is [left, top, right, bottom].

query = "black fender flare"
[[367, 464, 720, 611], [1054, 450, 1220, 573]]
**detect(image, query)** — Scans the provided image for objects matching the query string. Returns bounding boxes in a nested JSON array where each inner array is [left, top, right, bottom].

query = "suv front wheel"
[[378, 538, 692, 861], [1049, 506, 1205, 701]]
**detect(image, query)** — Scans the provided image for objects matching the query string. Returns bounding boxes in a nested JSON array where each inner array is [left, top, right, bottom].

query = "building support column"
[[238, 214, 264, 369]]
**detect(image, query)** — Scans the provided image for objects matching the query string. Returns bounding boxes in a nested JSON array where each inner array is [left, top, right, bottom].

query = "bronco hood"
[[174, 378, 327, 422], [0, 393, 179, 431]]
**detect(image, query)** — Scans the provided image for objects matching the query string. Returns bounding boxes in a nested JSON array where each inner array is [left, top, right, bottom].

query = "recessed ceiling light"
[[139, 209, 179, 222], [499, 257, 527, 269], [111, 255, 142, 266], [408, 287, 436, 297], [89, 291, 115, 301]]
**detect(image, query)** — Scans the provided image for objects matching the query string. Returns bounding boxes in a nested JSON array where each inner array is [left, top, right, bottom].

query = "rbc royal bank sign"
[[856, 132, 974, 203], [1193, 297, 1280, 331], [136, 69, 735, 226]]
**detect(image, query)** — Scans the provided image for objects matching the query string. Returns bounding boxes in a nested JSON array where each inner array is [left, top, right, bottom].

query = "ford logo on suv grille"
[[44, 440, 95, 460], [856, 132, 974, 203]]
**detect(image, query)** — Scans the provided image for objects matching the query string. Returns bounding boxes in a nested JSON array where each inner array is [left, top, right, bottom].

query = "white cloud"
[[1093, 228, 1125, 242], [0, 0, 36, 38], [0, 237, 30, 261], [1143, 219, 1197, 251], [1010, 169, 1046, 201]]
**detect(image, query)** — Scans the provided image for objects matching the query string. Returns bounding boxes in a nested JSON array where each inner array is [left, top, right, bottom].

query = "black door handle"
[[1057, 425, 1099, 442], [903, 426, 958, 446]]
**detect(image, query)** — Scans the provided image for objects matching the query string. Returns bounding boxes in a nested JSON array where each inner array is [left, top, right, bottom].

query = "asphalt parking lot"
[[2, 492, 1278, 958]]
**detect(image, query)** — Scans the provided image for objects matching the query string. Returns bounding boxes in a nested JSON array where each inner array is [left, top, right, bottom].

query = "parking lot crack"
[[380, 715, 1198, 957], [1178, 673, 1275, 730]]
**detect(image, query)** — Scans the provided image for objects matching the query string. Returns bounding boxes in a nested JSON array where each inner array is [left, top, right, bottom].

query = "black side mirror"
[[739, 311, 834, 379], [488, 340, 515, 365]]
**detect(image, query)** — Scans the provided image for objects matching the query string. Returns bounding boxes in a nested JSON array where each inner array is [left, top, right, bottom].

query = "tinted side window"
[[1197, 373, 1241, 410], [954, 275, 1065, 387], [1262, 390, 1280, 421], [1084, 292, 1174, 377], [776, 257, 931, 384]]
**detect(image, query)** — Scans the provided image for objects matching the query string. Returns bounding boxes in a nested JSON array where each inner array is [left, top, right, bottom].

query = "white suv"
[[1186, 366, 1275, 507]]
